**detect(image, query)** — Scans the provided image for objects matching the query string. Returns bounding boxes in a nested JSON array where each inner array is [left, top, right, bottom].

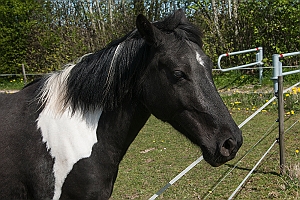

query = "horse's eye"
[[173, 70, 185, 79]]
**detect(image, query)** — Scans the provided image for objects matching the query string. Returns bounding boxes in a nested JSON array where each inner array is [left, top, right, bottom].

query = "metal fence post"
[[272, 54, 280, 96], [21, 64, 27, 84], [277, 75, 285, 175], [272, 51, 300, 174], [272, 54, 285, 174], [256, 48, 263, 84]]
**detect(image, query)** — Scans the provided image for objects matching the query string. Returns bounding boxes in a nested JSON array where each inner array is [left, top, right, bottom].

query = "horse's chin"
[[208, 160, 222, 167], [202, 155, 224, 167], [202, 150, 237, 167]]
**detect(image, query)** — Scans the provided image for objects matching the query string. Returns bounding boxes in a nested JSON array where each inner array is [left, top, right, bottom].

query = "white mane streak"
[[38, 64, 74, 115]]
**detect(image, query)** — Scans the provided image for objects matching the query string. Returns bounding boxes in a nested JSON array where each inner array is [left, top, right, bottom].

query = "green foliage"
[[0, 0, 299, 78], [213, 70, 268, 89], [0, 0, 40, 73], [190, 0, 300, 68], [236, 0, 300, 66]]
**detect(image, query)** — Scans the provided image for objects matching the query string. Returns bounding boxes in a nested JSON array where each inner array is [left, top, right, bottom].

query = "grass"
[[111, 86, 300, 199], [111, 111, 300, 199], [213, 68, 300, 90], [0, 76, 28, 90], [220, 86, 300, 115]]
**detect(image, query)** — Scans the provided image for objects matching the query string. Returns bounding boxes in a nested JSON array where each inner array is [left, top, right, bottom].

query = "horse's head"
[[137, 10, 242, 167]]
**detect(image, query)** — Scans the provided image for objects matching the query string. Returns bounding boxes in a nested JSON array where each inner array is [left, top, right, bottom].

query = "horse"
[[0, 9, 242, 199]]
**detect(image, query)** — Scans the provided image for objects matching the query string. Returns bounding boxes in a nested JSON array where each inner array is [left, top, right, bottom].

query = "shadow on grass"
[[225, 163, 280, 176]]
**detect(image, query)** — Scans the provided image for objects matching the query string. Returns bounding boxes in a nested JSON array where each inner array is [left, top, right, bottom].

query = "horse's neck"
[[96, 100, 151, 162]]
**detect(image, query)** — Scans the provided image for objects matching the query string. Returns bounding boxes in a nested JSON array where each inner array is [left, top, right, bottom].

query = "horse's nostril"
[[220, 138, 236, 157]]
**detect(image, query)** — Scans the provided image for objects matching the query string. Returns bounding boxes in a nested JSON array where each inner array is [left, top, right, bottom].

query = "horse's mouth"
[[202, 147, 238, 167]]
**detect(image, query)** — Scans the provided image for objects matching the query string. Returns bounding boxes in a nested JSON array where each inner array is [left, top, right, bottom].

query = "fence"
[[207, 51, 300, 198], [149, 47, 264, 199], [149, 49, 300, 199], [226, 81, 300, 200], [271, 51, 300, 174], [0, 64, 44, 84], [217, 47, 263, 84]]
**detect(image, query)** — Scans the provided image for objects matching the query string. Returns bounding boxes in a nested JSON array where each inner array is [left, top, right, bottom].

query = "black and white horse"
[[0, 10, 242, 199]]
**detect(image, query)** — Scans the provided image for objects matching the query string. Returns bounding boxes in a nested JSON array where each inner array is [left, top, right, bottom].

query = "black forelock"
[[153, 9, 203, 47], [174, 23, 203, 47]]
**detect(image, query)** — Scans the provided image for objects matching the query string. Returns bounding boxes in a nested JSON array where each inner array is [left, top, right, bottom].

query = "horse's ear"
[[136, 14, 162, 46], [175, 9, 189, 24]]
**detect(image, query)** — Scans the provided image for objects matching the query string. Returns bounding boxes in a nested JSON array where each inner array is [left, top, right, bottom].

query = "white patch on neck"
[[38, 108, 101, 200], [37, 65, 102, 200], [196, 51, 205, 66]]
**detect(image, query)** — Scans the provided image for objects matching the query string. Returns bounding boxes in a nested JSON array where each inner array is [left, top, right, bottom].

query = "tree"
[[1, 0, 299, 75], [0, 0, 41, 73], [191, 0, 299, 68]]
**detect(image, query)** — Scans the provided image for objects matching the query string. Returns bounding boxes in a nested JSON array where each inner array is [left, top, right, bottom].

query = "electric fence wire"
[[228, 139, 278, 200], [148, 156, 204, 200], [148, 95, 279, 200], [285, 118, 300, 133], [148, 82, 300, 200], [203, 82, 300, 199], [227, 117, 300, 199], [203, 120, 277, 200]]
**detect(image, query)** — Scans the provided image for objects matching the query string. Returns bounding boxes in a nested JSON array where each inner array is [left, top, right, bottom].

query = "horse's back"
[[0, 87, 37, 135], [0, 83, 55, 199]]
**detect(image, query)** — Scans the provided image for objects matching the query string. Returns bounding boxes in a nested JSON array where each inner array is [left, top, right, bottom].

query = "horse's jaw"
[[166, 110, 242, 167]]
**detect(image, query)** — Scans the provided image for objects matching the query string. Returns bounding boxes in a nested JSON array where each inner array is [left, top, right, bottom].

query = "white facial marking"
[[196, 51, 205, 66], [37, 64, 102, 200]]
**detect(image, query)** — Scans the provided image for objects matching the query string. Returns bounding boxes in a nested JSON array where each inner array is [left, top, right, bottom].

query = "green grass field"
[[111, 110, 300, 199]]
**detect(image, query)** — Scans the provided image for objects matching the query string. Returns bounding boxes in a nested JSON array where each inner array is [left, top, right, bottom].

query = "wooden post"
[[21, 64, 27, 84], [278, 75, 285, 174]]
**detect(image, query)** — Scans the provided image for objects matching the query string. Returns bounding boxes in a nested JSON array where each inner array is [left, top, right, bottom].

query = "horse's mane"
[[38, 9, 202, 114]]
